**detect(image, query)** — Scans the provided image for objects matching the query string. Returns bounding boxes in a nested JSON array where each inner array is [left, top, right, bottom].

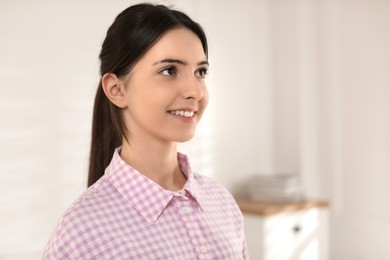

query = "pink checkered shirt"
[[44, 148, 247, 259]]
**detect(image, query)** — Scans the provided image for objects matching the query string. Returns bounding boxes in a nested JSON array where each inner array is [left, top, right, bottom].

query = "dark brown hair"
[[88, 3, 208, 187]]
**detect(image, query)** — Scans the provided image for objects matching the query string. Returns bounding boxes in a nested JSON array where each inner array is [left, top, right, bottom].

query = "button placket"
[[178, 200, 211, 259]]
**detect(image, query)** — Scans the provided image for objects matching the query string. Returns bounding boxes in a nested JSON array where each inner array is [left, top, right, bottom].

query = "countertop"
[[235, 198, 329, 216]]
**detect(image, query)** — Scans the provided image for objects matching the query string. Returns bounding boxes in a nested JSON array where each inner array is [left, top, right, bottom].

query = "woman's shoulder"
[[192, 172, 229, 192], [60, 179, 109, 215], [192, 173, 238, 206], [191, 172, 244, 223], [43, 178, 124, 259]]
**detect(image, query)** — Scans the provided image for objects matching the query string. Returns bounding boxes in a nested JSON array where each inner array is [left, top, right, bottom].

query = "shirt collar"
[[105, 148, 202, 224], [177, 153, 202, 202]]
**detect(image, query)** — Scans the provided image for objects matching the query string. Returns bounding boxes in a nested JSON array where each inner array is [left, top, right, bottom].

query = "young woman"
[[44, 3, 247, 259]]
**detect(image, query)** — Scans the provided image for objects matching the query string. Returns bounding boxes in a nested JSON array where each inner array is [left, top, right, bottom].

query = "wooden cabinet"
[[236, 199, 329, 260]]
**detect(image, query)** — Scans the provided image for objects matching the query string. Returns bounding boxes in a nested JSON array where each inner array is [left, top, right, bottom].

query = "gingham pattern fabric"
[[44, 148, 247, 259]]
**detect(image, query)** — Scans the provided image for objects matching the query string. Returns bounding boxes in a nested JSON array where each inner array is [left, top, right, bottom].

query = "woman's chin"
[[174, 133, 196, 143]]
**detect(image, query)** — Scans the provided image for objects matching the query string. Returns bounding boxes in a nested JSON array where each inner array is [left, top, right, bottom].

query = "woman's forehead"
[[140, 28, 207, 66]]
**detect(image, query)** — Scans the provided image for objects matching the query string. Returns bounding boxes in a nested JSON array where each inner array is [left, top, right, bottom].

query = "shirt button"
[[181, 206, 192, 214], [200, 245, 208, 254]]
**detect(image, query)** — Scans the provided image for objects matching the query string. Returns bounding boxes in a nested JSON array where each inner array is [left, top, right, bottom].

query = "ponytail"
[[87, 84, 121, 187]]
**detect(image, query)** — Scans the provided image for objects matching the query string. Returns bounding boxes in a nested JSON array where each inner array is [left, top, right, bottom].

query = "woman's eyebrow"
[[198, 60, 209, 66], [153, 59, 209, 66]]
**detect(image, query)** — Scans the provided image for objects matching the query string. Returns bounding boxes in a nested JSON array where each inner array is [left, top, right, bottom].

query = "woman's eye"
[[160, 66, 177, 77], [195, 67, 208, 78]]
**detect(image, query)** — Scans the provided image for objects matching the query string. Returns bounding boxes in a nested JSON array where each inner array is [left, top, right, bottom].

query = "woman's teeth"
[[170, 110, 195, 118]]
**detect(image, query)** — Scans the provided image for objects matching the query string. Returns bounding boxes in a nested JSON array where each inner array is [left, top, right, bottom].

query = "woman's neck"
[[120, 138, 187, 191]]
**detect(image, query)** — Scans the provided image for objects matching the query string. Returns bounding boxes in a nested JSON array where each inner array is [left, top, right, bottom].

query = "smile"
[[169, 110, 195, 118]]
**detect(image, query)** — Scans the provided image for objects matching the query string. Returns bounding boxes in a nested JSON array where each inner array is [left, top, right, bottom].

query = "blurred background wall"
[[0, 0, 389, 259]]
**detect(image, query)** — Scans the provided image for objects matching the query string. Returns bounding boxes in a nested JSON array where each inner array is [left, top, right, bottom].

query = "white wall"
[[1, 0, 389, 259], [0, 1, 123, 258], [322, 1, 390, 259], [260, 0, 390, 259]]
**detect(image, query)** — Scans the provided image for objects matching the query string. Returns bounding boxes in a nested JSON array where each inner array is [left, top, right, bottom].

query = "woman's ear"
[[101, 73, 127, 108]]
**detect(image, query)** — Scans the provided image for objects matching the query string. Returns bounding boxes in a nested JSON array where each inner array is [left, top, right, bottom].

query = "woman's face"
[[121, 27, 209, 143]]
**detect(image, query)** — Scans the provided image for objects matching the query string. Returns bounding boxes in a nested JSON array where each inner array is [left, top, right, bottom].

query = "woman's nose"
[[181, 74, 204, 100]]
